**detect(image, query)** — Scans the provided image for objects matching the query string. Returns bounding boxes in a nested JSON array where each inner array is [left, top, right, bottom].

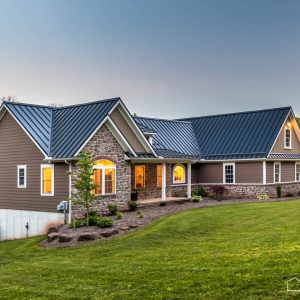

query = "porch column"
[[263, 161, 267, 185], [187, 163, 192, 198], [162, 163, 166, 201]]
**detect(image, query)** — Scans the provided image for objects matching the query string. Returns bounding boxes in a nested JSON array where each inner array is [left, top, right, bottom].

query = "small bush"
[[108, 204, 118, 215], [159, 201, 167, 206], [71, 220, 86, 228], [209, 185, 228, 201], [276, 184, 282, 198], [192, 187, 208, 197], [128, 201, 138, 211], [257, 192, 270, 201], [88, 215, 99, 226], [191, 195, 203, 202], [96, 217, 113, 228], [116, 211, 124, 219], [136, 210, 144, 218]]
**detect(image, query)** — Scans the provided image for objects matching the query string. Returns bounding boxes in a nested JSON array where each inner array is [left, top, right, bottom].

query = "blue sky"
[[0, 0, 300, 117]]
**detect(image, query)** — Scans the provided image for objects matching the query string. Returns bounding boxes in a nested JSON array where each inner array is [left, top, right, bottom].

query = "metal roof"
[[134, 116, 201, 158], [4, 99, 119, 158], [268, 153, 300, 160], [180, 107, 291, 160]]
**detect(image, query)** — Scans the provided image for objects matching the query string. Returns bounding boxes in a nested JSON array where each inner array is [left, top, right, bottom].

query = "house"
[[0, 98, 300, 239]]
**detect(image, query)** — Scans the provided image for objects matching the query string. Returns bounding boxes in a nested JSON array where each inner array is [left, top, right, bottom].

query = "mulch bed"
[[40, 196, 299, 249]]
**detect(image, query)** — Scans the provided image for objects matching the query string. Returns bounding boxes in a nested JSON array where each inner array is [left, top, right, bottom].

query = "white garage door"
[[0, 209, 64, 241]]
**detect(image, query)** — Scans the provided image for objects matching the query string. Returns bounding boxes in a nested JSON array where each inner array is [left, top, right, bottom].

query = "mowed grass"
[[1, 201, 300, 299]]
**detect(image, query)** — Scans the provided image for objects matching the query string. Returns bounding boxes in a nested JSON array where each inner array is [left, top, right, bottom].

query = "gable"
[[110, 107, 148, 153], [271, 113, 300, 154]]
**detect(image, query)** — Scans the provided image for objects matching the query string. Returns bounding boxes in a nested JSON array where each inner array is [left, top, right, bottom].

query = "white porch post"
[[162, 163, 166, 201], [187, 163, 192, 198], [263, 161, 267, 185]]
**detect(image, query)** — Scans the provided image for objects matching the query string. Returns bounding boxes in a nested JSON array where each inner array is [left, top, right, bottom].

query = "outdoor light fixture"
[[287, 122, 292, 127]]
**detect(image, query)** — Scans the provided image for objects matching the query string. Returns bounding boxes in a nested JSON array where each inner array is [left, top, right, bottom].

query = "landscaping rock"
[[128, 223, 139, 228], [118, 225, 130, 231], [100, 229, 119, 237], [59, 234, 74, 243], [47, 232, 60, 242], [47, 227, 59, 234], [77, 233, 96, 242]]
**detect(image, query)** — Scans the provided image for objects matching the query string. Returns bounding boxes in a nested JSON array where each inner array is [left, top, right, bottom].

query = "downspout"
[[65, 160, 72, 224]]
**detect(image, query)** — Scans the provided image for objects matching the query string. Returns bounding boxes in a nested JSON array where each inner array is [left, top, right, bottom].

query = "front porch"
[[130, 160, 192, 202]]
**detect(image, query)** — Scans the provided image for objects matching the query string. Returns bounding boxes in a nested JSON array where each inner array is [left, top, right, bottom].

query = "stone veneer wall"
[[71, 124, 131, 218], [192, 182, 300, 199]]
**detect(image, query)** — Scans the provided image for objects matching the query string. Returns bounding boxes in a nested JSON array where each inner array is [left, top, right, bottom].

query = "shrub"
[[71, 219, 86, 228], [108, 204, 118, 215], [116, 211, 123, 219], [192, 187, 208, 197], [136, 210, 144, 218], [88, 215, 99, 226], [191, 195, 203, 202], [257, 192, 270, 201], [159, 201, 167, 206], [276, 184, 282, 198], [128, 201, 138, 211], [209, 185, 228, 201], [96, 217, 113, 228]]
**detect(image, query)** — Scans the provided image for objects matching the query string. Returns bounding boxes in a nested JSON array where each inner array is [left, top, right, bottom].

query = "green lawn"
[[1, 200, 300, 299]]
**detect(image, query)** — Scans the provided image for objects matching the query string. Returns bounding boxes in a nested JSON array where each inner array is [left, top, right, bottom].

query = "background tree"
[[74, 152, 98, 226], [0, 95, 18, 105]]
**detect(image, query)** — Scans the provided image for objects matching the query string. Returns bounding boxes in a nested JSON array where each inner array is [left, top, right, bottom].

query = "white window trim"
[[93, 162, 117, 195], [41, 164, 54, 196], [17, 165, 27, 188], [134, 165, 145, 189], [173, 164, 186, 184], [223, 163, 235, 184], [295, 163, 300, 182], [274, 162, 281, 183], [284, 126, 292, 149]]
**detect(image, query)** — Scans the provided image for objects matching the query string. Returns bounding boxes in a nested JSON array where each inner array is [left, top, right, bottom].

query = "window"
[[17, 165, 27, 188], [274, 162, 281, 183], [93, 160, 116, 195], [296, 163, 300, 182], [173, 164, 185, 184], [157, 165, 162, 188], [223, 163, 235, 184], [41, 164, 54, 196], [135, 165, 145, 189], [284, 126, 292, 149]]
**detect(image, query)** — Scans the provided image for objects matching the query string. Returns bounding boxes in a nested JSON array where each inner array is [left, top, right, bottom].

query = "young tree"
[[74, 152, 98, 226]]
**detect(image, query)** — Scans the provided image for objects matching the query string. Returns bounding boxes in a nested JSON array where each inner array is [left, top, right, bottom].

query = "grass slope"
[[1, 200, 300, 299]]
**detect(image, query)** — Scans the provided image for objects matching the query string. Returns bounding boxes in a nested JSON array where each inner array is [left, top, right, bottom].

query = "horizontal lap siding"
[[0, 112, 69, 212], [197, 163, 223, 183], [281, 162, 295, 182], [235, 162, 263, 184]]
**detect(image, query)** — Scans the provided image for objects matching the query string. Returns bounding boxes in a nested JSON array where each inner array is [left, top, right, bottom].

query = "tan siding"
[[281, 162, 295, 182], [271, 115, 300, 153], [266, 162, 274, 183], [0, 112, 69, 212], [191, 163, 200, 184], [235, 162, 263, 183], [197, 163, 223, 183], [110, 107, 147, 153]]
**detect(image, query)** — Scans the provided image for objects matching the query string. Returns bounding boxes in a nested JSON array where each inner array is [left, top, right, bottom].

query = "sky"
[[0, 0, 300, 118]]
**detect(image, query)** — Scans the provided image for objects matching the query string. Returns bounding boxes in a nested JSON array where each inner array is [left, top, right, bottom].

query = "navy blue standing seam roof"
[[4, 98, 120, 158], [180, 107, 291, 160], [134, 116, 201, 158]]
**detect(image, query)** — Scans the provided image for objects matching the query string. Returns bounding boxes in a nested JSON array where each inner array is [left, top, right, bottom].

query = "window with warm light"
[[296, 163, 300, 182], [274, 162, 281, 183], [41, 164, 54, 196], [284, 124, 292, 149], [135, 165, 145, 189], [173, 164, 185, 184], [93, 160, 116, 195], [157, 164, 162, 188]]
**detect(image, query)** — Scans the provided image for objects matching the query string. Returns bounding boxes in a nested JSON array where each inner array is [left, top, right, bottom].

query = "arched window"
[[93, 160, 116, 195], [173, 164, 185, 184]]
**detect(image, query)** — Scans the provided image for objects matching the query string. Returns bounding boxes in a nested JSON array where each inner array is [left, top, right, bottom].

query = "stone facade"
[[71, 124, 131, 217], [192, 182, 300, 199]]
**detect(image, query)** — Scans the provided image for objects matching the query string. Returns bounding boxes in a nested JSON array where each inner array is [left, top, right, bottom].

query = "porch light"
[[287, 122, 292, 127]]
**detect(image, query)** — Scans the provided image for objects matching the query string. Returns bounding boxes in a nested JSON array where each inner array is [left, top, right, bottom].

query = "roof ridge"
[[3, 101, 52, 109], [52, 97, 121, 110], [134, 115, 192, 124], [178, 106, 292, 121]]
